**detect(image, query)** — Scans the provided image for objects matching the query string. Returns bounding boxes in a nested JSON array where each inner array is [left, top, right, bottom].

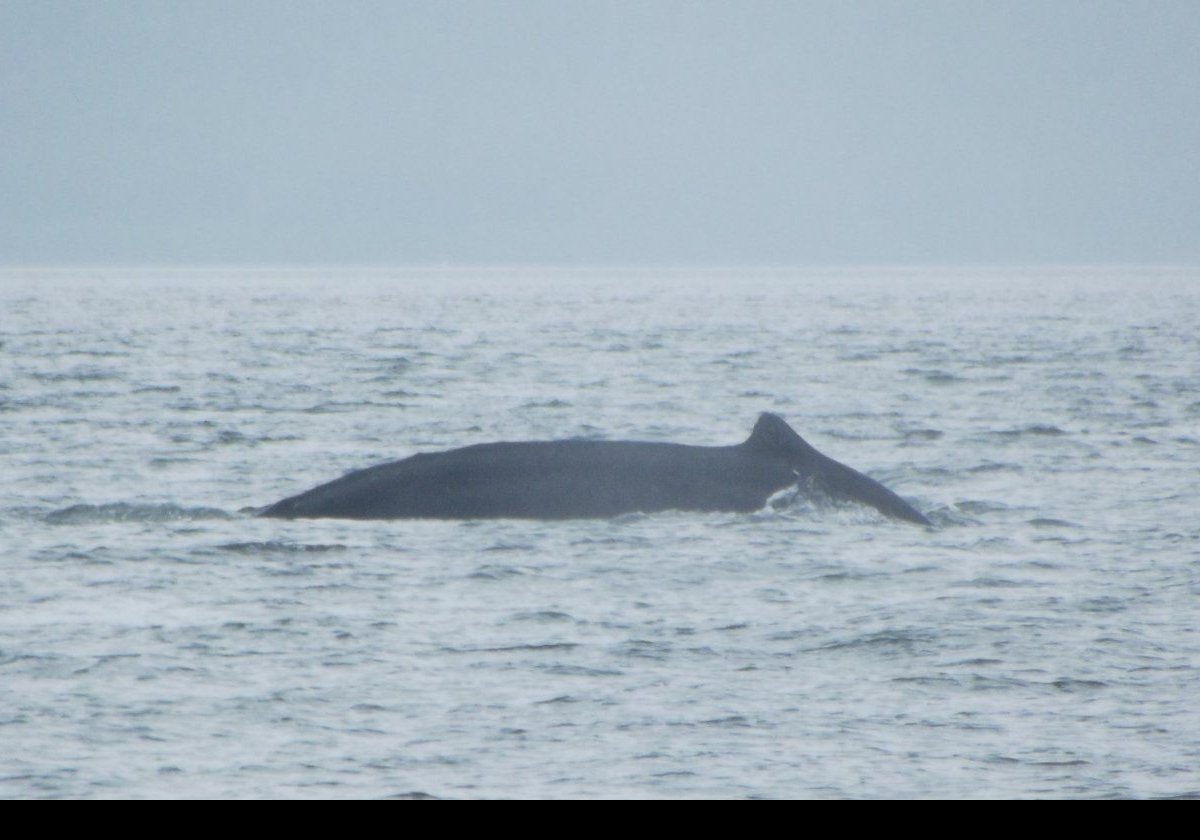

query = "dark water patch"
[[541, 664, 623, 677], [35, 548, 114, 565], [133, 384, 181, 394], [510, 610, 576, 624], [148, 456, 203, 468], [205, 372, 241, 384], [469, 564, 524, 580], [216, 541, 348, 555], [700, 716, 752, 728], [351, 703, 390, 713], [533, 695, 581, 705], [1047, 365, 1105, 380], [1034, 534, 1093, 549], [570, 535, 653, 547], [996, 425, 1067, 438], [573, 423, 609, 437], [44, 503, 232, 525], [903, 428, 944, 441], [1028, 518, 1079, 528], [967, 462, 1022, 474], [469, 643, 579, 654], [767, 629, 812, 643], [301, 401, 382, 414], [814, 569, 884, 583], [615, 640, 672, 660], [520, 399, 572, 409], [953, 576, 1031, 589], [841, 409, 903, 421], [1028, 758, 1090, 768], [215, 429, 250, 445], [369, 356, 413, 374], [904, 368, 964, 384], [2, 394, 112, 412], [892, 675, 962, 687], [0, 652, 57, 668], [1050, 678, 1108, 692], [970, 536, 1017, 549], [253, 433, 305, 444], [1077, 596, 1128, 614], [948, 658, 1004, 667], [969, 675, 1032, 690], [758, 588, 793, 605], [955, 499, 1011, 514], [984, 353, 1037, 365], [483, 542, 536, 553], [646, 768, 701, 782], [30, 367, 120, 383], [883, 562, 935, 580], [918, 466, 957, 479], [61, 347, 132, 358], [1027, 559, 1065, 570], [384, 790, 442, 800], [807, 628, 938, 656], [820, 429, 872, 442]]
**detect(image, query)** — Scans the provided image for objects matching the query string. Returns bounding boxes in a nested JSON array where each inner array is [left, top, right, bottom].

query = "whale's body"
[[259, 413, 931, 525]]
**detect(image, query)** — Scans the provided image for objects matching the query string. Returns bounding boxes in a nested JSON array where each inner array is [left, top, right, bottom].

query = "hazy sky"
[[3, 1, 1198, 265]]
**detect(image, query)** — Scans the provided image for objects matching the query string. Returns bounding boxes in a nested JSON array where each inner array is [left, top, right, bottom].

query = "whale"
[[259, 413, 931, 525]]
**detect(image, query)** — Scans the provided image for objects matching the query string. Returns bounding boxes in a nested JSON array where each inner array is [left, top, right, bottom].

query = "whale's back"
[[260, 439, 796, 520]]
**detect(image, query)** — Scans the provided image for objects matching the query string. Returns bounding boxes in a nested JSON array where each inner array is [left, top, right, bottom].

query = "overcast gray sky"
[[3, 1, 1197, 265]]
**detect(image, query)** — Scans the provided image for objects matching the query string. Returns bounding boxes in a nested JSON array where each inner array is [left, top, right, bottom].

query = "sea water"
[[1, 266, 1197, 798]]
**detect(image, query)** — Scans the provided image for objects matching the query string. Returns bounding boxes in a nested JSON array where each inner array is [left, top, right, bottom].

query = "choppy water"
[[1, 266, 1197, 798]]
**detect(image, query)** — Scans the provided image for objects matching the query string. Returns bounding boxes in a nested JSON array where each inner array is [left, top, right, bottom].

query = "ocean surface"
[[1, 266, 1197, 799]]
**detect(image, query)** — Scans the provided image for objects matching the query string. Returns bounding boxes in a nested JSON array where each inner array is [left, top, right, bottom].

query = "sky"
[[2, 0, 1198, 265]]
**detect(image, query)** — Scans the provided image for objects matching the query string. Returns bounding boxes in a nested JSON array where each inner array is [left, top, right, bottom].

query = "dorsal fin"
[[742, 414, 822, 476], [744, 413, 931, 525], [743, 413, 813, 455]]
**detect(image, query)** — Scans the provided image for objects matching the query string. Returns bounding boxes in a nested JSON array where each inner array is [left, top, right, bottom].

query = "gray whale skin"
[[259, 413, 931, 525]]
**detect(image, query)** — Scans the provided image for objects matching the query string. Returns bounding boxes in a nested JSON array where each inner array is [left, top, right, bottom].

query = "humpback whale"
[[259, 413, 931, 525]]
